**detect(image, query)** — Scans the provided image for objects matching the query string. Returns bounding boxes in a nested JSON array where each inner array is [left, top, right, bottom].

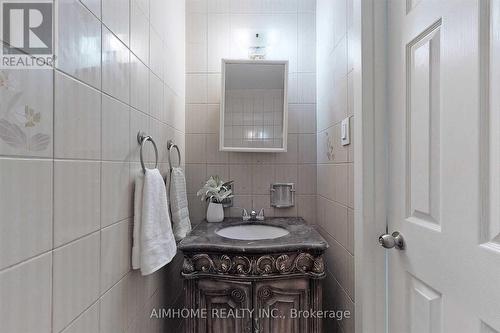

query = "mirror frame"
[[219, 59, 289, 153]]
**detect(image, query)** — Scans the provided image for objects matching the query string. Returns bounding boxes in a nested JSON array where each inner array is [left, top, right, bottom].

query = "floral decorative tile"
[[0, 69, 53, 157]]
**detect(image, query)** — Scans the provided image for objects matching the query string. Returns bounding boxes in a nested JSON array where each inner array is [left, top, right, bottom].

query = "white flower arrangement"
[[197, 175, 234, 204]]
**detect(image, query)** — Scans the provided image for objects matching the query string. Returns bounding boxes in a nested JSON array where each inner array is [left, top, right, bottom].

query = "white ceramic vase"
[[206, 202, 224, 223]]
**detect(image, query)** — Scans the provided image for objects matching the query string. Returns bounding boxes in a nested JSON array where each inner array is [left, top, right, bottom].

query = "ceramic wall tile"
[[188, 194, 206, 222], [206, 164, 230, 180], [54, 160, 101, 247], [149, 73, 163, 120], [100, 219, 131, 293], [332, 0, 347, 47], [101, 162, 132, 227], [60, 302, 100, 333], [207, 14, 230, 71], [187, 43, 208, 72], [102, 26, 130, 104], [297, 164, 316, 194], [347, 208, 354, 255], [53, 233, 100, 332], [348, 163, 354, 208], [298, 133, 316, 163], [298, 12, 316, 72], [270, 0, 298, 12], [228, 194, 252, 217], [0, 158, 52, 270], [99, 276, 127, 333], [206, 133, 228, 164], [274, 164, 298, 184], [186, 74, 207, 104], [54, 72, 101, 159], [298, 72, 316, 104], [229, 164, 252, 194], [275, 134, 298, 164], [102, 95, 130, 161], [186, 104, 207, 134], [149, 30, 165, 80], [299, 0, 316, 12], [1, 0, 185, 331], [230, 0, 265, 13], [287, 73, 299, 103], [206, 104, 221, 134], [325, 199, 348, 247], [0, 69, 53, 157], [317, 0, 355, 310], [0, 254, 52, 333], [251, 164, 275, 194], [185, 163, 207, 194], [133, 0, 149, 18], [102, 0, 130, 46], [57, 0, 101, 89], [186, 134, 207, 163], [130, 54, 150, 113], [270, 14, 298, 72], [130, 1, 150, 65], [187, 13, 207, 44], [207, 73, 222, 103], [208, 0, 230, 13], [274, 204, 298, 217], [299, 104, 317, 134], [129, 108, 150, 162], [149, 0, 168, 39], [297, 195, 316, 224], [80, 0, 101, 18]]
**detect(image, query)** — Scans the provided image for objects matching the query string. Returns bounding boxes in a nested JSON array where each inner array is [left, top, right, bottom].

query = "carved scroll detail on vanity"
[[182, 252, 325, 278]]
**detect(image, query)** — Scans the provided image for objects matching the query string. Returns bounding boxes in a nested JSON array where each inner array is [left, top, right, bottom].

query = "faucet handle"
[[242, 209, 250, 221], [256, 208, 265, 221]]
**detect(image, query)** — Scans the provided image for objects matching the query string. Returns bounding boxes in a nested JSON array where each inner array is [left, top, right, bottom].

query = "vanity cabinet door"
[[254, 278, 310, 333], [196, 279, 253, 333]]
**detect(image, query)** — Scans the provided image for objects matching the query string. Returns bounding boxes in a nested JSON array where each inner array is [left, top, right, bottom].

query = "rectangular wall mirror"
[[220, 59, 288, 152]]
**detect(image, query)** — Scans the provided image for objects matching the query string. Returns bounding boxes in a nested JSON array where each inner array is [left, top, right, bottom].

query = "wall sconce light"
[[248, 32, 268, 60]]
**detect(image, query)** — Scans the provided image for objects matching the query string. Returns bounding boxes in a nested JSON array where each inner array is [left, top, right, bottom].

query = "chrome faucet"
[[242, 208, 265, 221]]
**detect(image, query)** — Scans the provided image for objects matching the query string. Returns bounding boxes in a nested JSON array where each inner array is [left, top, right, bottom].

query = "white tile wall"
[[130, 0, 150, 65], [102, 26, 130, 104], [0, 159, 52, 270], [60, 302, 99, 333], [53, 160, 101, 247], [53, 233, 100, 332], [0, 0, 186, 332], [0, 69, 53, 157], [0, 254, 52, 333], [316, 0, 355, 332], [101, 161, 132, 227], [56, 0, 101, 89], [102, 95, 131, 161], [54, 72, 101, 159], [102, 0, 130, 46], [100, 219, 132, 293]]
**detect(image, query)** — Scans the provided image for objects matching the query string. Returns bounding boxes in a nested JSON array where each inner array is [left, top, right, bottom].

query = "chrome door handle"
[[379, 232, 405, 250]]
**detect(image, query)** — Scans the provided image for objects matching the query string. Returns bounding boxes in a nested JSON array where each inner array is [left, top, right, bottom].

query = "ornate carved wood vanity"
[[178, 217, 328, 333]]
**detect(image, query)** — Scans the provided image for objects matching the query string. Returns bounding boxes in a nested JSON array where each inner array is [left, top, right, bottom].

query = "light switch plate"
[[341, 117, 351, 146]]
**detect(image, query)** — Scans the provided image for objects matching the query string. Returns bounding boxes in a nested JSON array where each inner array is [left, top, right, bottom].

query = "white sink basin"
[[216, 224, 290, 240]]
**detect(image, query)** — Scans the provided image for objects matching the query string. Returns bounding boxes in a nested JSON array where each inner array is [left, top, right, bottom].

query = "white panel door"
[[387, 0, 500, 332]]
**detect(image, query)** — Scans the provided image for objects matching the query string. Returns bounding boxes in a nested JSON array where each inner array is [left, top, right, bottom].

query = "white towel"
[[132, 168, 176, 275], [169, 167, 192, 241]]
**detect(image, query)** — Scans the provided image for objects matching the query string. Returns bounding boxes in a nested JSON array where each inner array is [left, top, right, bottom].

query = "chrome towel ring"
[[137, 131, 158, 174], [167, 139, 181, 170]]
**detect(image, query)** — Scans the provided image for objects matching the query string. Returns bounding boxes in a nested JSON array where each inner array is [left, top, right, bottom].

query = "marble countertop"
[[178, 217, 328, 254]]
